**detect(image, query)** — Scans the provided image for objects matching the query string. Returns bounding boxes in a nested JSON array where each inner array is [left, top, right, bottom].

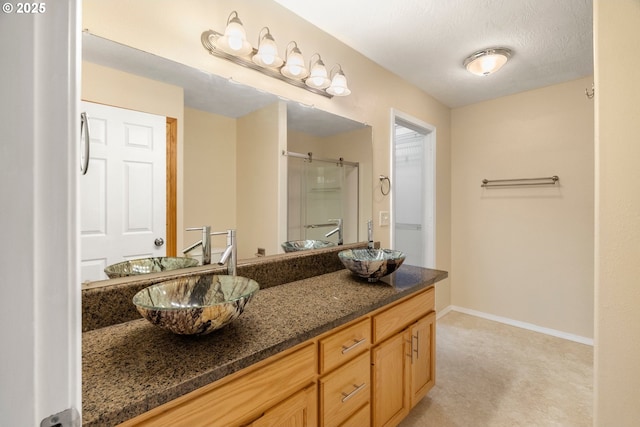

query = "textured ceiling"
[[272, 0, 593, 108]]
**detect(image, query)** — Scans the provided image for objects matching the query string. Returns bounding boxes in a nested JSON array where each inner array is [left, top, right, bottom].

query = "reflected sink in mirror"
[[133, 274, 259, 335], [338, 249, 406, 282], [281, 239, 336, 253], [104, 257, 199, 279]]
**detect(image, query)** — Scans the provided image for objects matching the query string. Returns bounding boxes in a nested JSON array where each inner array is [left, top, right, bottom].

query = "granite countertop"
[[82, 265, 448, 426]]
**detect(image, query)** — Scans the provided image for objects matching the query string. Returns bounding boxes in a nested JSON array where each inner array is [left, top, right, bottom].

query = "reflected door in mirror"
[[80, 102, 166, 282]]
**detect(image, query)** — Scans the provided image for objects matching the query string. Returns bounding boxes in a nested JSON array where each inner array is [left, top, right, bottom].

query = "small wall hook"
[[585, 83, 595, 99]]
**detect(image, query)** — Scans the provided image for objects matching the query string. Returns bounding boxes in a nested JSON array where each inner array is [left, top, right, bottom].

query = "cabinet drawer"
[[373, 287, 434, 344], [120, 343, 316, 427], [319, 318, 371, 374], [319, 352, 370, 427], [339, 403, 370, 427]]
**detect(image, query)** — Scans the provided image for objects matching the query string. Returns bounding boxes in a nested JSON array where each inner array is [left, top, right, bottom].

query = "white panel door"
[[81, 102, 166, 282]]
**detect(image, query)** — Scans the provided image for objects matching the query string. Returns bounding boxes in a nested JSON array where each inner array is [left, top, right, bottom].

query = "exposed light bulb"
[[306, 55, 330, 89], [291, 65, 303, 76], [225, 21, 245, 51], [281, 43, 308, 79], [327, 67, 351, 96], [258, 42, 276, 65]]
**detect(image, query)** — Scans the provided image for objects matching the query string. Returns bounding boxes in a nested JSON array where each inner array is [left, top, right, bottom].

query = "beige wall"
[[83, 0, 453, 310], [183, 108, 237, 253], [451, 77, 595, 339], [594, 0, 640, 424], [237, 102, 285, 259]]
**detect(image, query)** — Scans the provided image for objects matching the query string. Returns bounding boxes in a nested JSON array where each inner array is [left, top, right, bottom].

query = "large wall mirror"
[[81, 33, 372, 284]]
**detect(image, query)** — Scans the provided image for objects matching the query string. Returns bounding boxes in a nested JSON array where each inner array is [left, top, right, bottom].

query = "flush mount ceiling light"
[[201, 11, 351, 97], [463, 47, 512, 76]]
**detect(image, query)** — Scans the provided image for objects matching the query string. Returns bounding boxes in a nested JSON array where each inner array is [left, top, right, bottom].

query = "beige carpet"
[[399, 311, 593, 427]]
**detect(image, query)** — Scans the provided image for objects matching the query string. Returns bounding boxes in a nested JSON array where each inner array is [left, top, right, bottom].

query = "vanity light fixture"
[[305, 54, 331, 89], [252, 27, 283, 68], [216, 11, 253, 56], [281, 41, 309, 79], [201, 11, 351, 98], [463, 47, 512, 76], [327, 64, 351, 96]]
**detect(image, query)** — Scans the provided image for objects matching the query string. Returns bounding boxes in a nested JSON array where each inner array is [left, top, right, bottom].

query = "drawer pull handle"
[[341, 383, 366, 403], [341, 338, 366, 354]]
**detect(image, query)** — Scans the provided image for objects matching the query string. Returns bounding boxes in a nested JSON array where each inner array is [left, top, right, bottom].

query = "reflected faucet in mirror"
[[325, 218, 343, 245], [184, 227, 237, 276], [306, 219, 343, 245], [184, 226, 212, 264]]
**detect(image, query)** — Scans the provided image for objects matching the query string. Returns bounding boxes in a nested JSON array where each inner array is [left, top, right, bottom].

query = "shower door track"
[[282, 150, 360, 167]]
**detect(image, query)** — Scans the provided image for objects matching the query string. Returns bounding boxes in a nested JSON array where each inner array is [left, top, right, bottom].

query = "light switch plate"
[[379, 211, 390, 226]]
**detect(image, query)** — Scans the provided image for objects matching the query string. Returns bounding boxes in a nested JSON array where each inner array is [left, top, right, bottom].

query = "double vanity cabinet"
[[82, 248, 447, 427]]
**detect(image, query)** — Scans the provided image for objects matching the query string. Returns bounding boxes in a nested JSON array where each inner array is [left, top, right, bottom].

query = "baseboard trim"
[[442, 305, 594, 346], [436, 305, 454, 320]]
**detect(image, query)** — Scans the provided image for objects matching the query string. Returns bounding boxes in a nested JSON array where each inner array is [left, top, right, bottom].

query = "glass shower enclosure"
[[287, 152, 359, 246]]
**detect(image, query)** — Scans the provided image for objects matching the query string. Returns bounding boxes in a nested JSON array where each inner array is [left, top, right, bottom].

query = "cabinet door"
[[371, 332, 410, 427], [249, 384, 317, 427], [409, 311, 436, 408]]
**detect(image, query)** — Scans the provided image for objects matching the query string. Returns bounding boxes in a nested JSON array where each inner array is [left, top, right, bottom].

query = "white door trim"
[[0, 1, 82, 424]]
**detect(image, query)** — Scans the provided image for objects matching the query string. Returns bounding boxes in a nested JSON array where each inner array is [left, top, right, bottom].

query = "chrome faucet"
[[367, 219, 374, 249], [324, 218, 343, 245], [217, 229, 237, 276], [184, 225, 212, 264], [183, 227, 236, 274]]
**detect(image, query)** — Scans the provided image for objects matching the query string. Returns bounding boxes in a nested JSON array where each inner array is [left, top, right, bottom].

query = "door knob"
[[154, 238, 165, 247]]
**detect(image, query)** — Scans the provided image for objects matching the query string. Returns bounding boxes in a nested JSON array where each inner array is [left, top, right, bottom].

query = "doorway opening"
[[391, 111, 436, 268]]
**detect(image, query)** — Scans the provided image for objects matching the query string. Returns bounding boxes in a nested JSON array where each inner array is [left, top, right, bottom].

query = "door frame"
[[166, 117, 178, 256], [0, 1, 82, 424], [389, 109, 437, 267]]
